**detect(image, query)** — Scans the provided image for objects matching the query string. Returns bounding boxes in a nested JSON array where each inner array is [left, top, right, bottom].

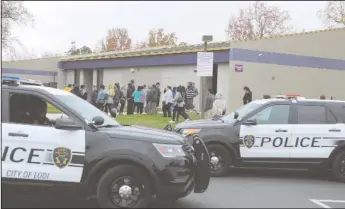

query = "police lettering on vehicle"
[[1, 146, 44, 164], [1, 146, 81, 168], [242, 135, 337, 148]]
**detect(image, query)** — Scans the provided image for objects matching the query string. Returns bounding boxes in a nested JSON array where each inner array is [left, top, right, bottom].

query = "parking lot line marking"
[[309, 199, 332, 208], [309, 199, 345, 208]]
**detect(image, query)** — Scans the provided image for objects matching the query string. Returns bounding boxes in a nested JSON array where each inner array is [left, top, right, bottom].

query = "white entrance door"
[[239, 104, 292, 159], [2, 123, 86, 183]]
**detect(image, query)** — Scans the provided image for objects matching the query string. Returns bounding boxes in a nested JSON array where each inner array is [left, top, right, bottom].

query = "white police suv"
[[176, 97, 345, 182], [1, 84, 210, 208]]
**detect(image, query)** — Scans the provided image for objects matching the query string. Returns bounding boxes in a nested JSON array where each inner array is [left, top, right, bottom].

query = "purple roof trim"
[[59, 50, 229, 70]]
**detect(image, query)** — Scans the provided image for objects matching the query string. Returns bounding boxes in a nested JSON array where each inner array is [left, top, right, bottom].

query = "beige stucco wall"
[[231, 28, 345, 59], [228, 62, 345, 111], [227, 28, 345, 112], [2, 57, 65, 89]]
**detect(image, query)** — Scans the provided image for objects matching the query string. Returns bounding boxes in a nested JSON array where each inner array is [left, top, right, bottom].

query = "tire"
[[331, 151, 345, 183], [97, 165, 152, 208], [207, 144, 232, 177]]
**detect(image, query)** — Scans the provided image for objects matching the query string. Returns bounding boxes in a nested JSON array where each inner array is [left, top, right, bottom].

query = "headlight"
[[182, 129, 201, 137], [153, 143, 185, 158]]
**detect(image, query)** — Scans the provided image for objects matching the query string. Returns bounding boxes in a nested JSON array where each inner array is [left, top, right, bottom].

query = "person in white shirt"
[[162, 86, 174, 117]]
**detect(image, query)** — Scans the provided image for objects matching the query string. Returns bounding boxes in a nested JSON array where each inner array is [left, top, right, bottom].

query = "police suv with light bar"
[[2, 84, 210, 208], [2, 76, 43, 86], [176, 96, 345, 182]]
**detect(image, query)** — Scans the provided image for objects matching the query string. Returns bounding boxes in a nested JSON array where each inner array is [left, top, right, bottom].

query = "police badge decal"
[[53, 147, 72, 168], [243, 135, 255, 148]]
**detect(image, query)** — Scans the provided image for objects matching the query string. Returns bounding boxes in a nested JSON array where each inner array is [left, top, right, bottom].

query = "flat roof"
[[60, 27, 344, 62]]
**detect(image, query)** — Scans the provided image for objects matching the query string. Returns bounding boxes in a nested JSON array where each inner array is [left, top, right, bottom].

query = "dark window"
[[249, 105, 290, 124], [297, 105, 336, 124], [9, 93, 66, 127]]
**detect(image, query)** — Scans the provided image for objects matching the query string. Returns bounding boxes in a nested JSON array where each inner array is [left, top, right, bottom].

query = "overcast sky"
[[7, 1, 327, 59]]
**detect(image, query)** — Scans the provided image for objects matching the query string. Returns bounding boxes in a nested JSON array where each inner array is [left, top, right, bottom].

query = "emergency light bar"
[[274, 94, 306, 99]]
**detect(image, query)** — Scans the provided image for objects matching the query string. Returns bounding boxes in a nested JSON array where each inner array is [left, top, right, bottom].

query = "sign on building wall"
[[234, 64, 243, 72], [197, 52, 213, 77]]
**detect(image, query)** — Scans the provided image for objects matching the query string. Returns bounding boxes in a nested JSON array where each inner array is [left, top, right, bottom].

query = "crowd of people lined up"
[[63, 80, 230, 123]]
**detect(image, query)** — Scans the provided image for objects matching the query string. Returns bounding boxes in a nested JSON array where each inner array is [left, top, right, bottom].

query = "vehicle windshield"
[[55, 94, 120, 127], [222, 101, 266, 122]]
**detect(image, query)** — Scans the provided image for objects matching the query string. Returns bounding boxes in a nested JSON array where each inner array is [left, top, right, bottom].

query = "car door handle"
[[329, 129, 341, 132], [8, 132, 29, 137], [275, 129, 287, 133]]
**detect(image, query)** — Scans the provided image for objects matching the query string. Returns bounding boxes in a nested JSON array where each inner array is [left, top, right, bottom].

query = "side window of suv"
[[9, 93, 69, 127], [249, 105, 290, 124], [297, 105, 336, 124]]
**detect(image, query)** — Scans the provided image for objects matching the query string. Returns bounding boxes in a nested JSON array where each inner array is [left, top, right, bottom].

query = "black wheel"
[[207, 144, 232, 177], [97, 165, 152, 208], [332, 151, 345, 183]]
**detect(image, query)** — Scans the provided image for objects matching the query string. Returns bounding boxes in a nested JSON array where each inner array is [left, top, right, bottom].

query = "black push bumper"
[[155, 134, 210, 198]]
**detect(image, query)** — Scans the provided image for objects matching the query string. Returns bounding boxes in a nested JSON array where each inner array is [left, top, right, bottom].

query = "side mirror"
[[234, 112, 239, 119], [243, 119, 257, 126], [55, 118, 82, 130], [92, 116, 104, 125]]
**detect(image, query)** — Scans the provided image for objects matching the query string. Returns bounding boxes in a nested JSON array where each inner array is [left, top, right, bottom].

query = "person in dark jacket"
[[156, 82, 161, 108], [71, 85, 82, 98], [126, 83, 135, 115], [243, 86, 252, 105], [80, 84, 88, 100], [113, 83, 121, 109], [147, 84, 158, 115], [90, 85, 98, 106]]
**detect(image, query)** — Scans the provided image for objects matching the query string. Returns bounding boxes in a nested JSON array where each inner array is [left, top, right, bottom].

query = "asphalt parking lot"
[[3, 169, 345, 208]]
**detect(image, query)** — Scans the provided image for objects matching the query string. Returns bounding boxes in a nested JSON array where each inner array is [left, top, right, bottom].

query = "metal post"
[[199, 42, 208, 119]]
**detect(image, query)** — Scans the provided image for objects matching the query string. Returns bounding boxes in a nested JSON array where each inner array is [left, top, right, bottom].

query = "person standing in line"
[[119, 86, 126, 115], [71, 85, 82, 98], [204, 89, 215, 118], [140, 86, 146, 114], [64, 84, 73, 92], [133, 86, 144, 114], [243, 86, 252, 105], [90, 85, 98, 107], [113, 83, 121, 110], [148, 84, 158, 115], [142, 84, 147, 112], [156, 82, 161, 108], [96, 84, 106, 110], [103, 87, 113, 115], [145, 86, 152, 114], [126, 83, 135, 115], [80, 84, 88, 100], [171, 86, 177, 113], [162, 86, 173, 117], [185, 82, 195, 110]]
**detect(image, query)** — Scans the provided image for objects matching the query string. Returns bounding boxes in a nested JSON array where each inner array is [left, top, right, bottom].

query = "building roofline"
[[60, 27, 344, 62]]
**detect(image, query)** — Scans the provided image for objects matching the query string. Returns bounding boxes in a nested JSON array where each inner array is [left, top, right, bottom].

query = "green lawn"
[[116, 113, 200, 129], [47, 103, 200, 129], [47, 103, 61, 113]]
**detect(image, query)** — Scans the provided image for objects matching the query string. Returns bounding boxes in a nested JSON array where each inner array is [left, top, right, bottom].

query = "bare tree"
[[225, 1, 292, 41], [317, 1, 345, 28], [1, 1, 33, 49], [98, 28, 132, 52]]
